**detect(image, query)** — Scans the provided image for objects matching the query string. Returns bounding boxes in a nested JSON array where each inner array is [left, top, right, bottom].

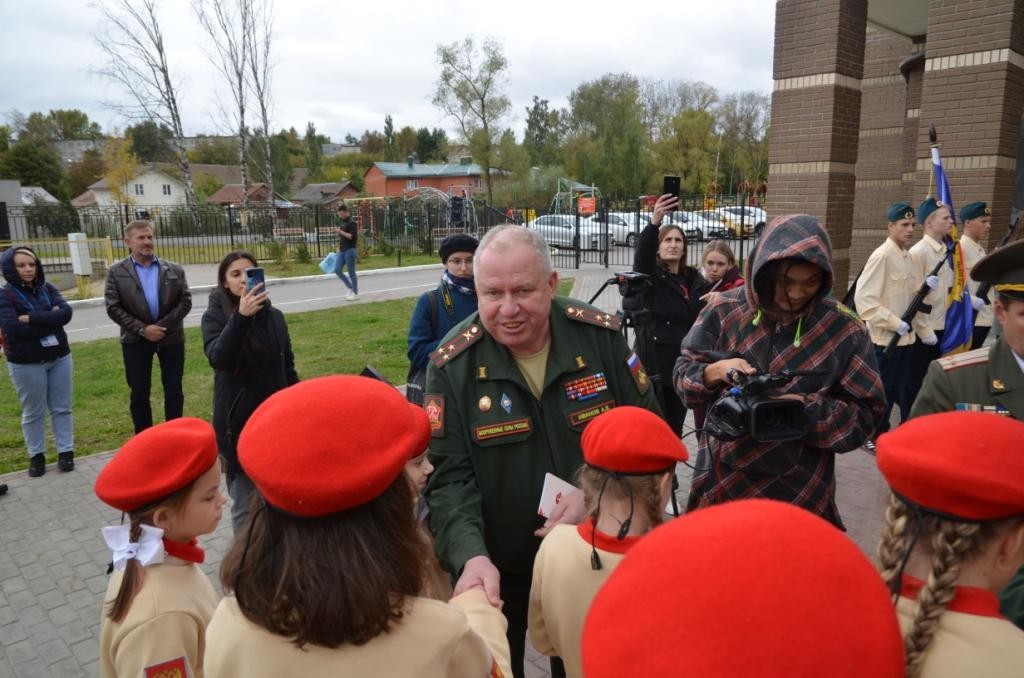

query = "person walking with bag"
[[334, 204, 359, 300], [405, 234, 478, 405], [0, 246, 75, 477]]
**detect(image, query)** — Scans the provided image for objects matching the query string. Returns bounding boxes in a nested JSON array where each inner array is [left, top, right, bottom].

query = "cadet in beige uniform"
[[876, 412, 1024, 677], [908, 197, 953, 397], [94, 418, 226, 678], [528, 407, 687, 677], [204, 376, 511, 678], [959, 201, 994, 348], [855, 203, 934, 439]]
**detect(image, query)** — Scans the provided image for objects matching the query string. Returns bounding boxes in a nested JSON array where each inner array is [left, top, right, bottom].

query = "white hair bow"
[[102, 524, 165, 570]]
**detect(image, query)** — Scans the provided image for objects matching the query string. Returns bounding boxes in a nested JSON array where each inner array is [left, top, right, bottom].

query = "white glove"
[[970, 295, 985, 311], [925, 275, 939, 290], [921, 334, 938, 346], [896, 321, 910, 337]]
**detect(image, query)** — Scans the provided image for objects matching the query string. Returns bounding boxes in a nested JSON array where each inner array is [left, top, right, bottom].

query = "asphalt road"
[[64, 266, 446, 343]]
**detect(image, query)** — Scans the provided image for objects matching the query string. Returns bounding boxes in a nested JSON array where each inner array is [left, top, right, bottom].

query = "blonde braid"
[[903, 520, 984, 677], [877, 494, 911, 590]]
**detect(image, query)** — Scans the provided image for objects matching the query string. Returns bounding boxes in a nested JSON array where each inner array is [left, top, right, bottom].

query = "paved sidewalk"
[[0, 270, 888, 678]]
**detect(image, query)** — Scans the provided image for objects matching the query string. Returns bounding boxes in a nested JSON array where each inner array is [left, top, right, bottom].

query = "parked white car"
[[584, 212, 647, 247], [664, 210, 727, 242], [526, 214, 602, 249]]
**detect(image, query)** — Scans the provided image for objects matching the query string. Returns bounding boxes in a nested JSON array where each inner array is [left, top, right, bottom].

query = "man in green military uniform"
[[910, 238, 1024, 627], [425, 224, 660, 678]]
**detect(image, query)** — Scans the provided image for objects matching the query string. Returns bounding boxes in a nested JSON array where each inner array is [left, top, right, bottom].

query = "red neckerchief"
[[900, 574, 1005, 619], [577, 518, 642, 556], [162, 538, 205, 564]]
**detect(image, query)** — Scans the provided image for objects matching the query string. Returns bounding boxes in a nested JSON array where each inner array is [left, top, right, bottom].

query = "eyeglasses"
[[447, 256, 474, 267]]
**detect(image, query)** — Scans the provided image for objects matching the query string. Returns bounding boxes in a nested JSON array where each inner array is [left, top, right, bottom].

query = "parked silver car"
[[526, 214, 602, 249], [664, 211, 726, 242]]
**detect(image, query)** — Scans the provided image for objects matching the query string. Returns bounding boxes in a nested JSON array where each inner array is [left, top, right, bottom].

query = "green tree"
[[524, 96, 564, 166], [248, 131, 293, 194], [382, 115, 396, 161], [193, 172, 225, 203], [344, 133, 359, 145], [0, 138, 69, 200], [321, 152, 374, 192], [361, 130, 385, 156], [67, 149, 107, 199], [652, 109, 717, 194], [414, 127, 449, 163], [432, 36, 511, 206], [126, 121, 175, 162], [0, 124, 10, 152], [563, 73, 648, 198], [305, 121, 323, 178], [189, 137, 240, 165], [395, 125, 418, 160], [102, 136, 142, 206], [48, 109, 104, 140]]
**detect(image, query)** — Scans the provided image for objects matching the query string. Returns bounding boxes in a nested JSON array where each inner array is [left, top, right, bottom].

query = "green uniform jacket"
[[425, 296, 660, 578], [909, 337, 1024, 627]]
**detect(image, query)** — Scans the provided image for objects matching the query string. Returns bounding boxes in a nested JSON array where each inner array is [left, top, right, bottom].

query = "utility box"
[[68, 233, 93, 276]]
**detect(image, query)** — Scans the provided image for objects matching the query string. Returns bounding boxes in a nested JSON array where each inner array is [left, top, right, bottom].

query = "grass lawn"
[[0, 278, 574, 474], [262, 252, 440, 279]]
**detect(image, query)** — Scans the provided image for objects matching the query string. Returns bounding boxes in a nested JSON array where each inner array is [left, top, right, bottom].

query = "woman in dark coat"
[[633, 194, 707, 436], [202, 251, 298, 531], [0, 246, 74, 478]]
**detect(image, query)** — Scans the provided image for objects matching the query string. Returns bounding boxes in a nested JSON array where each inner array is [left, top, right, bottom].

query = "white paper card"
[[538, 472, 578, 518]]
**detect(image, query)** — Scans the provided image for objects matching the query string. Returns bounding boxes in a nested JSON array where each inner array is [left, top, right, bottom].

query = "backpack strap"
[[428, 289, 439, 338]]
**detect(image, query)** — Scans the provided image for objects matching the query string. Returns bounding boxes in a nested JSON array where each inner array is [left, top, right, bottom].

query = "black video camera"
[[610, 271, 651, 312], [704, 371, 811, 442]]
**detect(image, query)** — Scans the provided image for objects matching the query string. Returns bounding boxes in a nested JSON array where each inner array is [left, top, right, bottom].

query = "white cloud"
[[0, 0, 774, 141]]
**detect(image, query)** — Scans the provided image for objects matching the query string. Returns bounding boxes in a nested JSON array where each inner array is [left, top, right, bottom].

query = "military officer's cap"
[[877, 412, 1024, 520], [887, 202, 915, 223], [973, 238, 1024, 301], [917, 197, 945, 224], [959, 201, 990, 223]]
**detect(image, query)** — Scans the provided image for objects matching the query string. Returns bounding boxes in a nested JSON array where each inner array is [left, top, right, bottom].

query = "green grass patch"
[[0, 277, 575, 474]]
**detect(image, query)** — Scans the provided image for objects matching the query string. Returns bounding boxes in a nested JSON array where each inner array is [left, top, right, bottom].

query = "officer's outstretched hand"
[[535, 489, 586, 538], [455, 555, 502, 608]]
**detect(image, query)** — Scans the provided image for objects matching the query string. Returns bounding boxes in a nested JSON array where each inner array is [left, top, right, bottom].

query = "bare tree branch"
[[244, 0, 276, 198]]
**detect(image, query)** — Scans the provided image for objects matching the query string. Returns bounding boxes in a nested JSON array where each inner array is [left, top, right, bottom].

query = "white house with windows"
[[71, 165, 187, 211]]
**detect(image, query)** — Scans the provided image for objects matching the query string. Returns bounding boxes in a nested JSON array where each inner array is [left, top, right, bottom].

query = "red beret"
[[582, 500, 904, 678], [876, 411, 1024, 520], [582, 406, 688, 472], [238, 376, 429, 517], [95, 418, 219, 513], [408, 403, 431, 459]]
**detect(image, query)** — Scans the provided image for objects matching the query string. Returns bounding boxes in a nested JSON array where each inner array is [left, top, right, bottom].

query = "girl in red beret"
[[204, 376, 510, 677], [94, 418, 226, 678], [875, 412, 1024, 678], [528, 406, 688, 677]]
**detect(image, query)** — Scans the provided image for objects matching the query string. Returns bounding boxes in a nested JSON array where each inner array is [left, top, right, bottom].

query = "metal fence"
[[1, 193, 766, 272]]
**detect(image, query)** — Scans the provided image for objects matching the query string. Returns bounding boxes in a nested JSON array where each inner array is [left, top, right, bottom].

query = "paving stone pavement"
[[0, 270, 888, 678]]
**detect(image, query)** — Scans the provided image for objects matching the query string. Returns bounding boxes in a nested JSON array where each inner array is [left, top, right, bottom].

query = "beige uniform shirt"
[[960, 234, 994, 327], [855, 237, 933, 347], [897, 594, 1024, 677], [99, 559, 219, 678], [909, 233, 953, 331], [203, 589, 511, 678], [528, 521, 638, 678]]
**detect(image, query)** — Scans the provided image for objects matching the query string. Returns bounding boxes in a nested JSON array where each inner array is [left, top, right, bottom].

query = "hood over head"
[[1, 246, 46, 290], [744, 214, 833, 318]]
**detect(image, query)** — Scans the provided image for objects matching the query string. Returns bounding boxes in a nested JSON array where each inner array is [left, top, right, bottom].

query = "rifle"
[[883, 254, 947, 359], [975, 113, 1024, 302]]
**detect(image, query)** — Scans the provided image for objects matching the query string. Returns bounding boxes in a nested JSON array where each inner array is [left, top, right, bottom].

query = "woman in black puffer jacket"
[[633, 195, 708, 437], [0, 246, 75, 478], [202, 251, 298, 531]]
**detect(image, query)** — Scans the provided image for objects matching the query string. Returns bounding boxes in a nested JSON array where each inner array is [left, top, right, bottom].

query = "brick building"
[[362, 158, 484, 198], [769, 0, 1024, 293]]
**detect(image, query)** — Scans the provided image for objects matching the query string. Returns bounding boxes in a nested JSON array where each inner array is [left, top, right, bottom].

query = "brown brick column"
[[914, 0, 1024, 246], [769, 0, 868, 295]]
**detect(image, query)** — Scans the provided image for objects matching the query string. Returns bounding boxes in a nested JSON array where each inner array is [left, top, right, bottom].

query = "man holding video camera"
[[673, 214, 884, 527]]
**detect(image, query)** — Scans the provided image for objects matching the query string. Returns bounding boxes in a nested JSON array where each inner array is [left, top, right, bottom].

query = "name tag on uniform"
[[40, 335, 58, 347]]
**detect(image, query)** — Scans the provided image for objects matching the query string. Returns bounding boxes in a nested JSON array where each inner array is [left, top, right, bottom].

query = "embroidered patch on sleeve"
[[626, 351, 651, 394], [424, 394, 445, 437], [144, 656, 188, 678]]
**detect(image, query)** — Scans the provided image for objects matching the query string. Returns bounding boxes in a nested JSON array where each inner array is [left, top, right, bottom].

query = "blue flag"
[[931, 146, 974, 355]]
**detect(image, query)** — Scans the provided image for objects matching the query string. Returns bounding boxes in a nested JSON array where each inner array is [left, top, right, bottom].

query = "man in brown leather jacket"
[[105, 220, 192, 432]]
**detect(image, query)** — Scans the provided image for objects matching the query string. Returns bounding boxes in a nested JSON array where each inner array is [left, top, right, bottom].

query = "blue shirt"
[[132, 255, 161, 321]]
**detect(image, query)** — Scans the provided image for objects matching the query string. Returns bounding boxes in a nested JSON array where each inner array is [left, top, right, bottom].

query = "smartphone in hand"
[[245, 266, 265, 293], [662, 175, 681, 201]]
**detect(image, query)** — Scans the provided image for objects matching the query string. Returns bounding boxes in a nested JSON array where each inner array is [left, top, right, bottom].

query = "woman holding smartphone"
[[202, 251, 298, 532], [633, 192, 708, 437]]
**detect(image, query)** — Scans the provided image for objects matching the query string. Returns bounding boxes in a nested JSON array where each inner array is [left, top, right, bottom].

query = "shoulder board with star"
[[937, 347, 989, 372], [430, 324, 484, 368], [564, 304, 621, 331]]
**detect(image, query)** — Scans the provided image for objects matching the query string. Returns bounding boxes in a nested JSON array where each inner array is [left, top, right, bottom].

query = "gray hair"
[[475, 224, 553, 276], [123, 220, 154, 237]]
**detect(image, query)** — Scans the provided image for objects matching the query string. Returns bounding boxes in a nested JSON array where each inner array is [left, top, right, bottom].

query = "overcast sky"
[[1, 0, 775, 142]]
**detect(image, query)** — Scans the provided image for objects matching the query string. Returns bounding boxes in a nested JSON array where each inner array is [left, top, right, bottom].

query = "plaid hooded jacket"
[[673, 214, 884, 527]]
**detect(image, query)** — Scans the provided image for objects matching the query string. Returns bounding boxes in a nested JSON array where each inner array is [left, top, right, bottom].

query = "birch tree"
[[245, 0, 276, 199], [94, 0, 203, 230]]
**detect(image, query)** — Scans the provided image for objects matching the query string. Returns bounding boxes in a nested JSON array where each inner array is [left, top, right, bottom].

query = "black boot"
[[28, 454, 45, 478], [58, 451, 74, 472], [0, 484, 8, 496]]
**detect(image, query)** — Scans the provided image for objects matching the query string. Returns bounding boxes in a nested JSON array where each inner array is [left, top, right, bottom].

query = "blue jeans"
[[334, 248, 358, 293], [7, 353, 74, 457]]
